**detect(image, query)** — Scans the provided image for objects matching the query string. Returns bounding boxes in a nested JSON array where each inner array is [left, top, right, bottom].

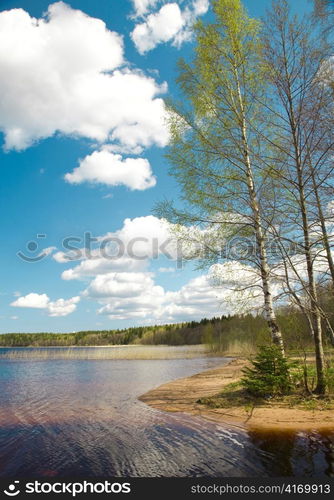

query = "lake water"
[[0, 348, 333, 477]]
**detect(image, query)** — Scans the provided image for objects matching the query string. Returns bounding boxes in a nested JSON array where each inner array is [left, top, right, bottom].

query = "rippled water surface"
[[0, 348, 333, 477]]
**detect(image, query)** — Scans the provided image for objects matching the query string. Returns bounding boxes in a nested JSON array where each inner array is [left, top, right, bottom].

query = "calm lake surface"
[[0, 347, 333, 477]]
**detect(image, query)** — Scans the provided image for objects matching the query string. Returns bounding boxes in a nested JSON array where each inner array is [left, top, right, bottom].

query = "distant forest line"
[[1, 294, 334, 354]]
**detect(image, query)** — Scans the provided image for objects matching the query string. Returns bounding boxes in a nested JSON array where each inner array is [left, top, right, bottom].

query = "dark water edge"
[[0, 350, 333, 478]]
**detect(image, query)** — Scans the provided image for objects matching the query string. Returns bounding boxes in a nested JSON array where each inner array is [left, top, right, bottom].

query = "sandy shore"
[[139, 358, 334, 432]]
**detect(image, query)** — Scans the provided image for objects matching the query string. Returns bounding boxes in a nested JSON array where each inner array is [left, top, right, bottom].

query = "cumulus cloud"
[[192, 0, 210, 15], [37, 246, 57, 259], [61, 256, 147, 281], [107, 215, 176, 259], [11, 293, 50, 309], [50, 214, 263, 323], [89, 272, 166, 320], [132, 0, 160, 17], [85, 272, 161, 299], [47, 296, 80, 317], [131, 0, 209, 54], [0, 2, 168, 150], [163, 263, 262, 321], [90, 264, 261, 322], [132, 3, 185, 54], [11, 292, 80, 317], [64, 151, 156, 190], [53, 215, 176, 277], [53, 252, 73, 264]]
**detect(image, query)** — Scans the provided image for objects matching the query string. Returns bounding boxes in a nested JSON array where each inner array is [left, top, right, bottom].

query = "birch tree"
[[158, 0, 285, 352], [262, 0, 334, 393]]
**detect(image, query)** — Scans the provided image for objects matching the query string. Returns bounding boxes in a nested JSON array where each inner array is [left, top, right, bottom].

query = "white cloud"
[[37, 246, 57, 259], [53, 251, 78, 264], [50, 215, 263, 323], [54, 215, 173, 282], [64, 151, 156, 190], [109, 215, 176, 259], [91, 272, 166, 320], [47, 296, 80, 317], [11, 293, 50, 309], [66, 215, 332, 323], [0, 2, 168, 150], [163, 263, 262, 321], [61, 256, 146, 281], [11, 292, 80, 317], [83, 263, 261, 323], [132, 0, 160, 17], [131, 0, 209, 54], [131, 3, 185, 54], [84, 272, 161, 299], [192, 0, 209, 15], [53, 215, 176, 275]]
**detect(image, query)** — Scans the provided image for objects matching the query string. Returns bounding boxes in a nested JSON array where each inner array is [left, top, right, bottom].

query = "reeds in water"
[[0, 344, 212, 360]]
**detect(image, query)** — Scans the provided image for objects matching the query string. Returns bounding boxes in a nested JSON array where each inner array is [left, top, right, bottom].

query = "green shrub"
[[241, 345, 293, 397]]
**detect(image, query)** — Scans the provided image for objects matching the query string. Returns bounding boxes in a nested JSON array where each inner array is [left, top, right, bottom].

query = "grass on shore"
[[198, 353, 334, 412], [197, 380, 334, 412]]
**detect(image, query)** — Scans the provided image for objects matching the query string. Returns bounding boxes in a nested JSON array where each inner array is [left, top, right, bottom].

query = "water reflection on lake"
[[0, 348, 333, 477], [248, 430, 334, 477]]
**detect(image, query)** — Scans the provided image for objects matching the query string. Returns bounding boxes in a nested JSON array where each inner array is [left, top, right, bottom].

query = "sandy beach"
[[139, 358, 334, 432]]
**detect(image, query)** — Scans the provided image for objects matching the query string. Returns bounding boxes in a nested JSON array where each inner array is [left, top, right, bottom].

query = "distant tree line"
[[0, 317, 221, 347], [1, 290, 334, 352]]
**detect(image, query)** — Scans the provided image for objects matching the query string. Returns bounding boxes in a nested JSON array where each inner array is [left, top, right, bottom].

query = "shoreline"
[[139, 358, 334, 432]]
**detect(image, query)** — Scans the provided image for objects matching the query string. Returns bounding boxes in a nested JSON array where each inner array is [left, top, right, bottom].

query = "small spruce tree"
[[242, 345, 292, 397]]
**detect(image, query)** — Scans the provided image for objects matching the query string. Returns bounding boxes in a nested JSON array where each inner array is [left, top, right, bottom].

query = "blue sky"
[[0, 0, 309, 333]]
